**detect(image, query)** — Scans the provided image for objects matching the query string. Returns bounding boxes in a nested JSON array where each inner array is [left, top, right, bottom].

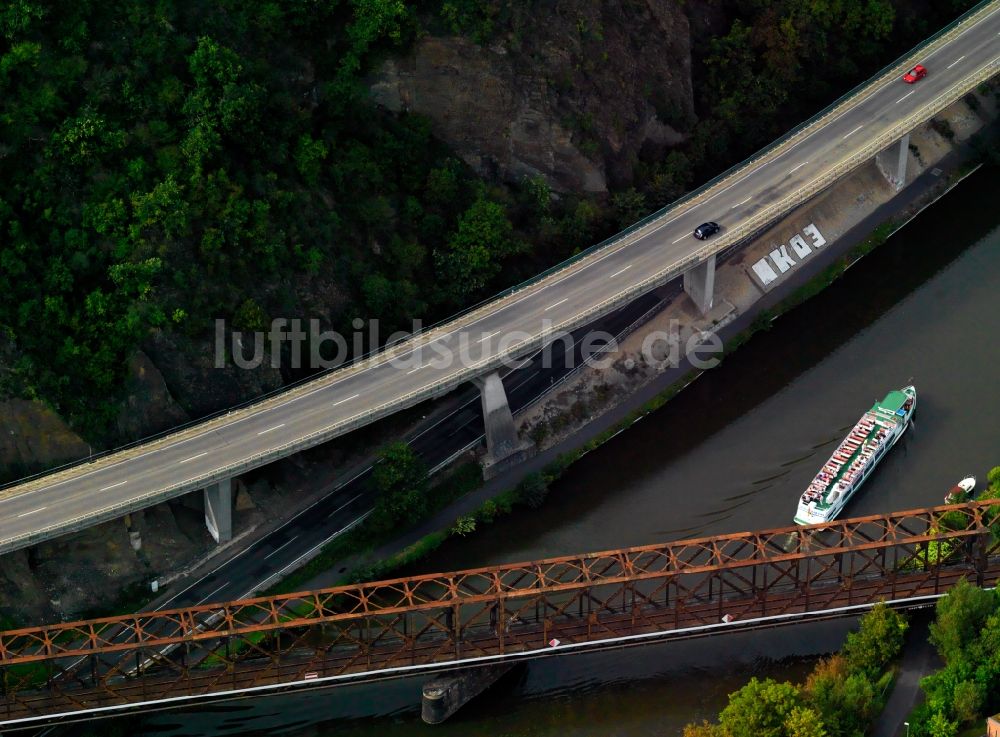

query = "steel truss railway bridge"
[[1, 500, 998, 729]]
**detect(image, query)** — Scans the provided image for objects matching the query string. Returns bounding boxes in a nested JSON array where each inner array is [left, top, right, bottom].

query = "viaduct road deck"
[[0, 1, 998, 553]]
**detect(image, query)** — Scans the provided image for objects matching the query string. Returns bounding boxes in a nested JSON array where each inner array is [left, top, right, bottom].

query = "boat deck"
[[803, 393, 910, 510]]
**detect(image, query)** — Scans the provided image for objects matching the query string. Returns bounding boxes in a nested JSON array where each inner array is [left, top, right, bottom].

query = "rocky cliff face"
[[0, 399, 91, 475], [370, 0, 694, 193], [142, 329, 283, 422], [0, 503, 209, 622], [116, 351, 191, 441]]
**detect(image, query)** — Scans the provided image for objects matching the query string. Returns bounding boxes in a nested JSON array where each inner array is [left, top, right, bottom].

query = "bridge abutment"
[[474, 371, 534, 479], [683, 254, 716, 315], [875, 132, 912, 192], [422, 663, 516, 724], [203, 478, 233, 544]]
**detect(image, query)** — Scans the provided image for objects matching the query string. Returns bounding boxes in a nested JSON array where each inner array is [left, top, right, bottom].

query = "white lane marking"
[[179, 452, 208, 464], [257, 423, 285, 435], [99, 481, 127, 491], [477, 330, 501, 343], [842, 125, 863, 140], [896, 90, 916, 104], [249, 510, 374, 595], [546, 298, 568, 311], [609, 265, 632, 278], [671, 234, 687, 244], [332, 394, 359, 406], [406, 365, 424, 374], [508, 370, 541, 394], [8, 9, 997, 512], [327, 492, 365, 519], [17, 507, 46, 518], [788, 161, 808, 174], [15, 17, 1000, 656], [154, 468, 373, 611], [16, 20, 1000, 653], [195, 583, 227, 607], [946, 55, 966, 69], [264, 535, 299, 560], [731, 197, 752, 209]]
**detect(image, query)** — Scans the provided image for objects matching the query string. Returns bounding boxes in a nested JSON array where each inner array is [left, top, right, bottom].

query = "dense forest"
[[0, 0, 982, 443]]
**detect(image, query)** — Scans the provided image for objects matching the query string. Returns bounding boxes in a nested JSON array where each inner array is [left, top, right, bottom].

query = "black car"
[[693, 222, 721, 240]]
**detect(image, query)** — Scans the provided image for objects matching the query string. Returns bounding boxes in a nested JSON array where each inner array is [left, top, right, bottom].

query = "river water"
[[136, 169, 999, 736]]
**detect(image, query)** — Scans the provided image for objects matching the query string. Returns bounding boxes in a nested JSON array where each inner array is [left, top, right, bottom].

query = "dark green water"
[[135, 168, 1000, 736]]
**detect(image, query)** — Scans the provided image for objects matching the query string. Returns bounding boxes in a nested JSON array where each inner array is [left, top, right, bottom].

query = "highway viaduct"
[[0, 0, 998, 554]]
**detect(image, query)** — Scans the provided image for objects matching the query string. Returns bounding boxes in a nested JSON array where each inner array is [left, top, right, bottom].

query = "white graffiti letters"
[[750, 223, 827, 288]]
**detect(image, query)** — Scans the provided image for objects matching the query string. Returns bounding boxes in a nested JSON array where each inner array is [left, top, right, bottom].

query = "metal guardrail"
[[1, 2, 997, 553], [4, 0, 995, 497]]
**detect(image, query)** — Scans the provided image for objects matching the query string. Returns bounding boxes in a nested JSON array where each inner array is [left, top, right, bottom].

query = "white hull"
[[795, 387, 916, 525], [945, 476, 976, 503]]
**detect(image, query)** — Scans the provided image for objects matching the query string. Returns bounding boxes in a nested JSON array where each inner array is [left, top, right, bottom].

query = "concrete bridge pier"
[[422, 663, 516, 724], [203, 478, 233, 544], [683, 254, 716, 315], [474, 371, 534, 479], [875, 132, 911, 191]]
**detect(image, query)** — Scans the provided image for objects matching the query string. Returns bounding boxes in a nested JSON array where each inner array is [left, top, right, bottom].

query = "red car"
[[903, 64, 927, 83]]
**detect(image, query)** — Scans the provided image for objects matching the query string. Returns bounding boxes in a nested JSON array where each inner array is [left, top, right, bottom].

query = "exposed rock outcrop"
[[143, 329, 283, 421], [116, 351, 190, 441], [370, 0, 694, 193], [0, 503, 208, 623], [0, 399, 90, 474]]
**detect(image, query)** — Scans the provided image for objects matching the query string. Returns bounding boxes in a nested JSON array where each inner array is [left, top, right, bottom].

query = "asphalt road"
[[147, 289, 668, 612], [19, 290, 667, 710], [1, 3, 998, 552]]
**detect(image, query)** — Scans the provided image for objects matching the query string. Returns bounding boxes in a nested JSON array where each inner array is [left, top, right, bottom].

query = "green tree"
[[926, 711, 958, 737], [682, 721, 723, 737], [804, 654, 879, 737], [294, 134, 329, 186], [368, 442, 428, 533], [610, 187, 648, 229], [950, 679, 984, 724], [559, 198, 602, 245], [784, 706, 827, 737], [435, 196, 521, 302], [518, 175, 552, 217], [719, 677, 801, 737], [987, 465, 1000, 491], [842, 602, 908, 678], [929, 578, 998, 665]]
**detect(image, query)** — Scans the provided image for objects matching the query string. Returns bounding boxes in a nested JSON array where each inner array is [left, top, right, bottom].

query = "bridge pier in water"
[[421, 663, 516, 724], [875, 132, 912, 192], [474, 371, 535, 479], [683, 254, 716, 316], [203, 478, 233, 544]]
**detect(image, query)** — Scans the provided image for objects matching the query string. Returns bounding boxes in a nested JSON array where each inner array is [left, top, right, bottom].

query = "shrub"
[[514, 472, 550, 509], [451, 515, 476, 536]]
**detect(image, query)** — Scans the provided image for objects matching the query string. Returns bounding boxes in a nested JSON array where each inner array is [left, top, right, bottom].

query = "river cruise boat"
[[794, 386, 916, 525]]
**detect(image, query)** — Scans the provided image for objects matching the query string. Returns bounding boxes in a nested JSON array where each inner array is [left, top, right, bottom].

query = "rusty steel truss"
[[2, 500, 999, 727]]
